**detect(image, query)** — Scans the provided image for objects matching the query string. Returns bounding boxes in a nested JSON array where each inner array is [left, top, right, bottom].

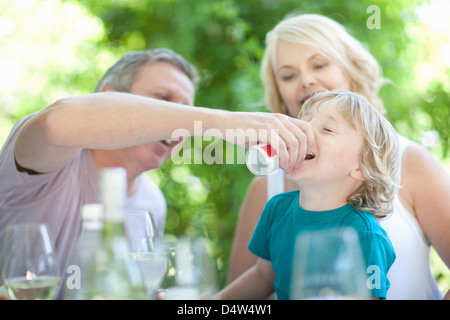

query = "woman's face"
[[274, 41, 351, 117]]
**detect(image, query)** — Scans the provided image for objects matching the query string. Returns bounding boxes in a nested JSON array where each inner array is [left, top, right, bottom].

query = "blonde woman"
[[227, 14, 450, 299], [218, 90, 399, 299]]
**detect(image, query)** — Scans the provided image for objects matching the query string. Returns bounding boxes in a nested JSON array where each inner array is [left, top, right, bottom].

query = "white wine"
[[5, 275, 60, 300], [162, 286, 200, 300], [131, 252, 167, 298]]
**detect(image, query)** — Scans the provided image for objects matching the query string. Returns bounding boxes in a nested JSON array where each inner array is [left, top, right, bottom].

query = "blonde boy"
[[218, 90, 400, 300]]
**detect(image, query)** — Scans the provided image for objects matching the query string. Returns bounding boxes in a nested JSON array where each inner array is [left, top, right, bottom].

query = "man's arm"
[[15, 92, 314, 173]]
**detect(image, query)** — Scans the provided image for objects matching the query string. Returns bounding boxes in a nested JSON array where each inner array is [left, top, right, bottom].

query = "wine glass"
[[157, 237, 218, 300], [290, 228, 370, 300], [2, 223, 61, 300], [124, 210, 158, 252], [124, 211, 166, 299]]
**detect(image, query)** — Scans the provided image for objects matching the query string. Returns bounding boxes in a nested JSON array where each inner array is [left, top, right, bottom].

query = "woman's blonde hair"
[[299, 90, 400, 218], [261, 14, 388, 115]]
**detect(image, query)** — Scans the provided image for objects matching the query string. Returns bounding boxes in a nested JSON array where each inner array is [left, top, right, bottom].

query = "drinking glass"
[[124, 211, 166, 299], [2, 223, 61, 300], [290, 228, 370, 300], [157, 237, 218, 300], [124, 210, 158, 252]]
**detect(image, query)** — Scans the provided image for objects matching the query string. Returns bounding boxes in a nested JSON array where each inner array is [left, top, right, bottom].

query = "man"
[[0, 48, 314, 281]]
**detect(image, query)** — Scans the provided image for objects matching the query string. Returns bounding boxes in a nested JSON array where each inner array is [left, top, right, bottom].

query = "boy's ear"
[[350, 168, 366, 181]]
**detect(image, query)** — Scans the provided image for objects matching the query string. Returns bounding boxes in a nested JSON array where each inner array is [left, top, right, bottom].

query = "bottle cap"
[[246, 144, 280, 176], [81, 203, 104, 230], [81, 203, 104, 220], [99, 167, 127, 222]]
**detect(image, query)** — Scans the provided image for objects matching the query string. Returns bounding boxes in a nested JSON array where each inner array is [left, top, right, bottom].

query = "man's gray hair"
[[94, 48, 198, 93]]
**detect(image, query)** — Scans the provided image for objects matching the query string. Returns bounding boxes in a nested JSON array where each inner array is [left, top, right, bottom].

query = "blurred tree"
[[416, 77, 450, 158]]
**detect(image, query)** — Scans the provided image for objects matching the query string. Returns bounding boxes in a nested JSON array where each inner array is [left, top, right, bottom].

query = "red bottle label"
[[261, 144, 276, 158]]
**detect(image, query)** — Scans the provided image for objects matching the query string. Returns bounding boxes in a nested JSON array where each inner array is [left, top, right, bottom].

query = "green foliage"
[[148, 138, 254, 286], [1, 0, 448, 291], [417, 76, 450, 158]]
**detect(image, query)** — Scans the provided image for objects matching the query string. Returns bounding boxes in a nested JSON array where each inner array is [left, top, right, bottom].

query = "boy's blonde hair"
[[261, 14, 388, 115], [299, 90, 400, 218]]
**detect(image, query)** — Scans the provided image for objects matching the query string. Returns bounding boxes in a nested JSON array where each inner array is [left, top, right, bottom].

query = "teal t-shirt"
[[248, 191, 395, 300]]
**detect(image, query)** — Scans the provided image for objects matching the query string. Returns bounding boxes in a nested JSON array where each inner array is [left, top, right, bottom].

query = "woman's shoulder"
[[398, 134, 438, 168], [400, 136, 448, 200]]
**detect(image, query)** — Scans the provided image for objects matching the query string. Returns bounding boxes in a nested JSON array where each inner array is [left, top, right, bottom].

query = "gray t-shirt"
[[0, 113, 167, 283]]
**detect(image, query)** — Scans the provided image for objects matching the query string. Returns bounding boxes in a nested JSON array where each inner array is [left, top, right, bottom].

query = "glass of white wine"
[[124, 211, 167, 299], [157, 237, 218, 300], [2, 223, 61, 300]]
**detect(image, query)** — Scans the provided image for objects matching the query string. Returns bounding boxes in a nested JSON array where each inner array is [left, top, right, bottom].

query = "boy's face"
[[286, 100, 364, 188]]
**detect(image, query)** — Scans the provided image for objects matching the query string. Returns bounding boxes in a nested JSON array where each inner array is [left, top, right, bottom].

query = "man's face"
[[127, 61, 195, 170], [130, 61, 195, 105]]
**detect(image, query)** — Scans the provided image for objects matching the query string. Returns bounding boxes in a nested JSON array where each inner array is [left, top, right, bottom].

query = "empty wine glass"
[[290, 228, 370, 300], [124, 211, 166, 299], [2, 223, 61, 300], [157, 237, 218, 300]]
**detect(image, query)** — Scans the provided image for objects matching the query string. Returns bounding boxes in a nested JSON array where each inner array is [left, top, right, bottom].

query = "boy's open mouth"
[[305, 152, 316, 160]]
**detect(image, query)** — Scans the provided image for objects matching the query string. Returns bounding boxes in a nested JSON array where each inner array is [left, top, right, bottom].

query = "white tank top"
[[267, 135, 442, 299]]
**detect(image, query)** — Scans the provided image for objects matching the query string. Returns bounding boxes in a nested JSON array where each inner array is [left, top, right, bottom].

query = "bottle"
[[245, 144, 280, 175], [62, 203, 104, 300], [84, 167, 145, 299]]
